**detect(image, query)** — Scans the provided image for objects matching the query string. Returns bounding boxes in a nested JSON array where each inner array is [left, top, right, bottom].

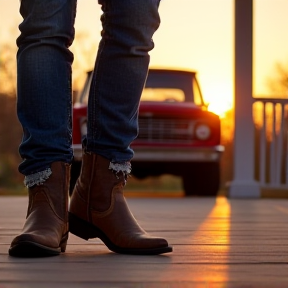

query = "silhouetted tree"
[[267, 62, 288, 96], [0, 43, 17, 96]]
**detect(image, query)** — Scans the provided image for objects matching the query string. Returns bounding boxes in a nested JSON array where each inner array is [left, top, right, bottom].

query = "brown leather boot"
[[9, 162, 70, 257], [69, 152, 172, 255]]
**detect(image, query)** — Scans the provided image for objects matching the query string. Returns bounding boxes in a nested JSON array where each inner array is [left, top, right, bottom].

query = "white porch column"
[[229, 0, 260, 198]]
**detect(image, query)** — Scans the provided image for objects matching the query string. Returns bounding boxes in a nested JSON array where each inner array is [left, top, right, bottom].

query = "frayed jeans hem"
[[24, 168, 52, 188]]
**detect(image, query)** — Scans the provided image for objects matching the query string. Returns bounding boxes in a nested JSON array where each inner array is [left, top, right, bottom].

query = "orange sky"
[[1, 0, 288, 116]]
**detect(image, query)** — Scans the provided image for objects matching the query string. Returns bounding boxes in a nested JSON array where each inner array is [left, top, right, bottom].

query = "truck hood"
[[139, 101, 214, 118]]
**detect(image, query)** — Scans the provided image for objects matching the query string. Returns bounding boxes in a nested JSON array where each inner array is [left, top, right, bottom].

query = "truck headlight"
[[195, 124, 211, 140]]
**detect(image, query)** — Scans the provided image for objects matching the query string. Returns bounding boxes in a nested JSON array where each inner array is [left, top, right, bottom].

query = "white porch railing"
[[253, 98, 288, 189]]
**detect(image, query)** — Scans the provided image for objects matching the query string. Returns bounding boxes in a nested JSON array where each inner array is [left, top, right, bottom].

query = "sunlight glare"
[[208, 100, 232, 118], [192, 197, 231, 282]]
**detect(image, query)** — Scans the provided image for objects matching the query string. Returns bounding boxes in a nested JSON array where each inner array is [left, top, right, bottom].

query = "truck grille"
[[137, 117, 195, 143]]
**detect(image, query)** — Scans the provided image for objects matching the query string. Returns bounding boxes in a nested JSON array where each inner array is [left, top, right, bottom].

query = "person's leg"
[[17, 0, 75, 183], [86, 0, 161, 163], [9, 0, 77, 257], [69, 0, 172, 255]]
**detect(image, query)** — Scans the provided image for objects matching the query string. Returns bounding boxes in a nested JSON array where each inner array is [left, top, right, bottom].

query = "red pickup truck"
[[71, 68, 224, 196]]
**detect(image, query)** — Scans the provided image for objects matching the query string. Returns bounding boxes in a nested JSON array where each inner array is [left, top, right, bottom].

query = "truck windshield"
[[141, 88, 185, 102]]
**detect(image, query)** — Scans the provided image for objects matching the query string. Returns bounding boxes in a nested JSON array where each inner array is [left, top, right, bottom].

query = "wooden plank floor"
[[0, 195, 288, 287]]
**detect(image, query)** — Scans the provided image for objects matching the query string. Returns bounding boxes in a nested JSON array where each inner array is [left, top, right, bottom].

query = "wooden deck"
[[1, 195, 288, 287]]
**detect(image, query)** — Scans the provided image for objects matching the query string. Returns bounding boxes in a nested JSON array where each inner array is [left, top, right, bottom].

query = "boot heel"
[[69, 212, 98, 240], [60, 242, 67, 252], [60, 233, 69, 252]]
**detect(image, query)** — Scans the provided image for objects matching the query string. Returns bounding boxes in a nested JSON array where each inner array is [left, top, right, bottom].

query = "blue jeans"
[[17, 0, 160, 184]]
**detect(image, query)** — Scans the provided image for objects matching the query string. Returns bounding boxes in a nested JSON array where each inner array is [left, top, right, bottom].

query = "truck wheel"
[[182, 162, 220, 197], [70, 161, 82, 196]]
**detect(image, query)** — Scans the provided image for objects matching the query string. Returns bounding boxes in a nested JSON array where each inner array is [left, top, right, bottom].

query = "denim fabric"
[[17, 0, 161, 176], [86, 0, 160, 163]]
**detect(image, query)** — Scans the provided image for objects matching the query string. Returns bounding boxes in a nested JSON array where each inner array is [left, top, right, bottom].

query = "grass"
[[0, 186, 27, 196]]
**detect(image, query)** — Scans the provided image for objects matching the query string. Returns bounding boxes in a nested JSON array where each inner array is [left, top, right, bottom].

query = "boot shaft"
[[27, 162, 70, 222], [71, 152, 126, 212]]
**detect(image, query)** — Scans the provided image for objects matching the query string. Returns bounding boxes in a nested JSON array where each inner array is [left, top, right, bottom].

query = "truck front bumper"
[[72, 144, 224, 162]]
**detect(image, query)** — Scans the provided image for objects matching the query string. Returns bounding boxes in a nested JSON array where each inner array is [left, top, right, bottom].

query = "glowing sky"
[[1, 0, 288, 116]]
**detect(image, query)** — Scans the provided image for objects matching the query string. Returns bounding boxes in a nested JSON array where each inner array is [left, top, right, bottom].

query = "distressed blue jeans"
[[17, 0, 160, 186]]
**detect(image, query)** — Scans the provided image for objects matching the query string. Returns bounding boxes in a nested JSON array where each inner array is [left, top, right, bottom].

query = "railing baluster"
[[270, 103, 276, 185], [286, 129, 288, 185], [276, 104, 284, 186], [260, 102, 266, 185]]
